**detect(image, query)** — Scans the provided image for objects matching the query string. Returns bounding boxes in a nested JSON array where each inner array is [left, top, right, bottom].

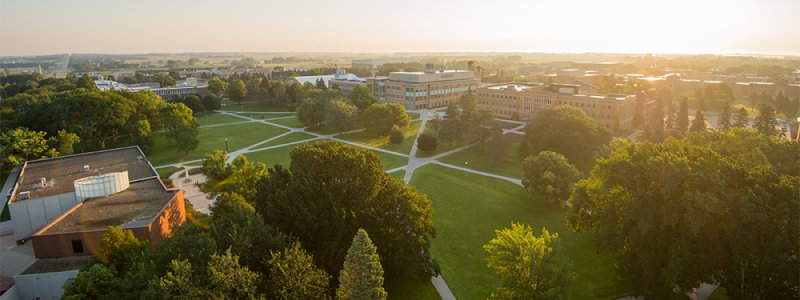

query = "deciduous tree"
[[522, 151, 581, 206]]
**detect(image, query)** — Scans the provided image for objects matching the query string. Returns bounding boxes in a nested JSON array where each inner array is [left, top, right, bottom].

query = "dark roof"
[[21, 256, 95, 275], [12, 147, 156, 202], [43, 179, 175, 234]]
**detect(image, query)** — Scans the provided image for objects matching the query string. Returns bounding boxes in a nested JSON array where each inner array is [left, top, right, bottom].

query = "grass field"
[[336, 121, 421, 155], [388, 169, 406, 180], [438, 141, 523, 179], [195, 113, 250, 126], [411, 165, 632, 300], [148, 122, 288, 166], [251, 132, 317, 150], [266, 116, 306, 128], [219, 102, 293, 112], [231, 112, 295, 120], [408, 112, 421, 120]]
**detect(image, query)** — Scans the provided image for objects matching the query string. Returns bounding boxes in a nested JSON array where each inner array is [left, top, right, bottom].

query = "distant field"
[[411, 164, 632, 300], [148, 122, 287, 166]]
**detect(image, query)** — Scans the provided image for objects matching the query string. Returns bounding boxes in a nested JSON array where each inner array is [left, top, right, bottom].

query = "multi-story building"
[[476, 83, 645, 131], [385, 64, 479, 110], [2, 146, 185, 259]]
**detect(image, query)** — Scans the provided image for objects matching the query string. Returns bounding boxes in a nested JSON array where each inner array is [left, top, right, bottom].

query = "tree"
[[97, 226, 149, 273], [717, 102, 732, 130], [336, 229, 387, 300], [642, 102, 665, 142], [255, 142, 437, 278], [75, 75, 97, 90], [207, 76, 228, 96], [157, 75, 176, 88], [524, 106, 611, 171], [324, 99, 358, 132], [676, 97, 689, 135], [388, 125, 404, 144], [267, 242, 331, 300], [482, 129, 508, 162], [229, 79, 248, 104], [437, 104, 463, 144], [522, 151, 581, 206], [483, 224, 575, 300], [201, 151, 268, 200], [416, 132, 438, 152], [754, 103, 779, 137], [207, 249, 262, 299], [689, 110, 706, 132], [151, 259, 206, 299], [734, 107, 750, 128], [348, 84, 378, 111], [296, 98, 326, 127], [360, 103, 410, 136], [316, 78, 327, 89], [0, 128, 59, 168], [202, 93, 221, 111], [567, 136, 799, 298], [286, 81, 304, 104], [176, 94, 203, 114], [62, 263, 122, 300], [161, 103, 199, 153]]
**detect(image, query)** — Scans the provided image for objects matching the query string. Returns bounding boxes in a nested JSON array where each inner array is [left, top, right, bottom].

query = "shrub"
[[389, 125, 404, 144], [417, 132, 438, 152]]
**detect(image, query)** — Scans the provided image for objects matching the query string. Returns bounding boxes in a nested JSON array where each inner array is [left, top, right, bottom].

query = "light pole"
[[464, 161, 468, 176], [225, 138, 229, 153]]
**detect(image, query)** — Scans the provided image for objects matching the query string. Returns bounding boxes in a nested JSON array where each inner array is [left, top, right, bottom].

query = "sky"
[[1, 0, 799, 56]]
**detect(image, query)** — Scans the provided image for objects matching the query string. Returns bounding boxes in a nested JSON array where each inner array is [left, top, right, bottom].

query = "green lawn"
[[411, 165, 632, 300], [709, 287, 728, 300], [148, 122, 288, 167], [232, 112, 295, 120], [266, 116, 306, 128], [496, 120, 523, 129], [408, 112, 421, 120], [388, 169, 406, 180], [438, 141, 524, 179], [251, 132, 318, 150], [336, 121, 421, 155], [245, 141, 408, 171], [219, 102, 293, 112], [195, 113, 250, 126]]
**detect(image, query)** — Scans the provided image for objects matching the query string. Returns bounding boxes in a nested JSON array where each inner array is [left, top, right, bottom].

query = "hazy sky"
[[1, 0, 799, 56]]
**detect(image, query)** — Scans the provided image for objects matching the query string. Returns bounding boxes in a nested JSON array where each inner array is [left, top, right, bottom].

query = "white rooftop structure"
[[388, 69, 475, 83]]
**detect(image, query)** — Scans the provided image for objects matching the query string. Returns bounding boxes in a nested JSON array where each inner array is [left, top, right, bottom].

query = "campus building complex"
[[2, 147, 185, 259], [385, 63, 479, 110], [476, 83, 645, 131], [327, 69, 368, 97]]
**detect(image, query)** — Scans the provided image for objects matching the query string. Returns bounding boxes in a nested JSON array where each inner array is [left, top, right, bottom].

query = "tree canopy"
[[522, 106, 611, 171]]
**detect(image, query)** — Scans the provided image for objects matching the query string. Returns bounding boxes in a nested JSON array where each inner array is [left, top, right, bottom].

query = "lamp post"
[[464, 161, 468, 176], [225, 138, 229, 153]]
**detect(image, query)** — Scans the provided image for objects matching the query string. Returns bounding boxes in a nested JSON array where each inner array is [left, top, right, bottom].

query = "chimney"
[[19, 191, 30, 200]]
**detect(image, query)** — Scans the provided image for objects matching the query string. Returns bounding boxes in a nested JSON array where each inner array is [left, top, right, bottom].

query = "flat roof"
[[43, 179, 175, 234], [22, 256, 95, 275], [12, 147, 156, 202], [484, 83, 538, 91]]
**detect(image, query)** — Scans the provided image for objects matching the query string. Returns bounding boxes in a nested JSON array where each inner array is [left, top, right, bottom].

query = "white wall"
[[10, 192, 78, 240], [13, 270, 78, 300], [0, 284, 20, 300]]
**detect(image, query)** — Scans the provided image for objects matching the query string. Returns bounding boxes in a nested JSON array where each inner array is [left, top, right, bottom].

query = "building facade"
[[476, 83, 643, 131], [385, 64, 479, 110], [327, 69, 368, 97]]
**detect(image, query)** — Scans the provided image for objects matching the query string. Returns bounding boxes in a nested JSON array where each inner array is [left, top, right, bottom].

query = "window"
[[72, 239, 84, 253]]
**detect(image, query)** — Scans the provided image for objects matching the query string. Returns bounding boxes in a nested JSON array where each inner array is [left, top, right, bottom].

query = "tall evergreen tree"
[[734, 107, 750, 128], [754, 103, 779, 137], [689, 110, 707, 132], [717, 102, 732, 130], [337, 229, 387, 300], [676, 97, 689, 135]]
